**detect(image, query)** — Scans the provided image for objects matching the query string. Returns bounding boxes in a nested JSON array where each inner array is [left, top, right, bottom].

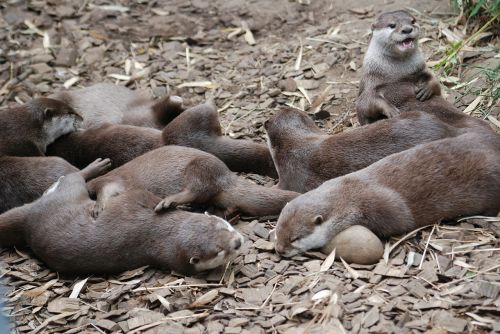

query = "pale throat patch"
[[292, 220, 333, 253], [194, 250, 228, 272], [43, 116, 78, 147]]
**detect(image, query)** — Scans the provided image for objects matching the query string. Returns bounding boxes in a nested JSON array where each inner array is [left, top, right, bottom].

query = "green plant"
[[451, 0, 500, 20]]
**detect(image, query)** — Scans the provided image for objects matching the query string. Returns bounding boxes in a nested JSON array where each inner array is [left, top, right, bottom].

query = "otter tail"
[[219, 177, 299, 217]]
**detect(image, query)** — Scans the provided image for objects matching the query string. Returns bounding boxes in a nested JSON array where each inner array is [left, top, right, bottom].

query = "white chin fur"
[[43, 116, 78, 146], [292, 222, 332, 254], [194, 250, 229, 272]]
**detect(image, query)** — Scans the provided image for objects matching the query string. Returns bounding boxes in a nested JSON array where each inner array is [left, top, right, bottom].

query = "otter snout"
[[231, 235, 242, 251], [274, 240, 299, 258], [401, 25, 413, 34]]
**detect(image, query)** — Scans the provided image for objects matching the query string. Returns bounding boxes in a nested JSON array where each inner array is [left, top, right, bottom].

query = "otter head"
[[264, 108, 323, 153], [172, 213, 244, 274], [275, 178, 363, 257], [27, 98, 83, 150], [152, 95, 185, 126], [265, 108, 322, 139], [162, 99, 221, 144], [371, 10, 420, 58]]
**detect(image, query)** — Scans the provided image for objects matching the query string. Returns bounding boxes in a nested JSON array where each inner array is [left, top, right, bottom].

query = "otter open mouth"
[[399, 38, 415, 49]]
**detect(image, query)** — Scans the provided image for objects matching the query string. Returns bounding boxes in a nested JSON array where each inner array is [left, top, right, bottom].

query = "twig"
[[419, 224, 436, 269], [439, 263, 500, 288]]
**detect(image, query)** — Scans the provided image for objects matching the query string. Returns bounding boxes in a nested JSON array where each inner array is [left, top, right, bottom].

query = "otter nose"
[[402, 26, 413, 34], [233, 237, 242, 250]]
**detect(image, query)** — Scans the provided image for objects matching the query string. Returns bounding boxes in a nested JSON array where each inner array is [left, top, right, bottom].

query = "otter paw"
[[154, 199, 177, 212], [383, 106, 400, 119], [415, 86, 433, 101], [81, 158, 112, 180], [91, 202, 104, 219]]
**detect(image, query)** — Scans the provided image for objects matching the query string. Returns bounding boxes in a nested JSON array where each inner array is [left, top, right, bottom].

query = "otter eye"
[[388, 23, 396, 29], [411, 19, 416, 24]]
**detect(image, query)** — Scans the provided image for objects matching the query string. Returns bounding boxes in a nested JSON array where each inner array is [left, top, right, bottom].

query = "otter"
[[265, 108, 470, 193], [50, 83, 184, 129], [275, 132, 500, 257], [0, 156, 78, 214], [0, 97, 82, 157], [356, 10, 489, 130], [0, 159, 244, 275], [162, 100, 278, 177], [47, 124, 162, 169], [87, 146, 299, 218]]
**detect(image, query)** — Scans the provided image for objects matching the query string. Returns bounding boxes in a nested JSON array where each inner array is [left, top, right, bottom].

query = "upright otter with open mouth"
[[356, 10, 489, 131]]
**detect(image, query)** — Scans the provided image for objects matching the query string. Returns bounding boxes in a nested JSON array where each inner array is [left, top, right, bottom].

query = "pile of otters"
[[0, 11, 499, 276]]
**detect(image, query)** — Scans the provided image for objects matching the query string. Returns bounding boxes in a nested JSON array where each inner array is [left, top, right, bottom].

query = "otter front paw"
[[81, 158, 112, 180], [415, 85, 434, 101], [382, 106, 400, 119], [154, 198, 177, 212], [91, 202, 104, 219]]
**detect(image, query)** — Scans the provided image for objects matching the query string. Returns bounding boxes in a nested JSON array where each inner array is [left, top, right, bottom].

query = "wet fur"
[[275, 132, 500, 256], [162, 101, 278, 177]]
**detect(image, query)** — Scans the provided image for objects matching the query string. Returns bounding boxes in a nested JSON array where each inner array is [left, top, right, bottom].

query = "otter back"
[[47, 124, 162, 169], [0, 156, 78, 213], [266, 109, 464, 193], [162, 101, 277, 177], [275, 132, 500, 257], [50, 83, 184, 129]]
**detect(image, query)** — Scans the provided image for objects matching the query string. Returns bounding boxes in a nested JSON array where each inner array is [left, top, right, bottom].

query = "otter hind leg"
[[155, 156, 223, 212], [154, 189, 199, 212]]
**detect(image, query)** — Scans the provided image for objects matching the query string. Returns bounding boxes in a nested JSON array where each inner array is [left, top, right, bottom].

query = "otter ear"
[[44, 107, 55, 118], [189, 257, 200, 265], [313, 215, 323, 225]]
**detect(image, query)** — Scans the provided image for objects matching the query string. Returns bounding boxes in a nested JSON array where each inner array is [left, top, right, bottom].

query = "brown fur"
[[0, 156, 78, 214], [87, 146, 298, 218], [275, 132, 500, 256], [0, 159, 243, 275], [0, 98, 82, 157], [162, 100, 278, 177], [356, 10, 489, 131], [266, 109, 470, 193], [47, 124, 162, 169], [50, 83, 184, 129]]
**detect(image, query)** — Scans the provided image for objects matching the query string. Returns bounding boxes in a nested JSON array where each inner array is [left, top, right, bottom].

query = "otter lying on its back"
[[0, 159, 244, 275]]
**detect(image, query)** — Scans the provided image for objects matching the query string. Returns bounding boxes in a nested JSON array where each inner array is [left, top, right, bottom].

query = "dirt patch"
[[1, 0, 499, 333]]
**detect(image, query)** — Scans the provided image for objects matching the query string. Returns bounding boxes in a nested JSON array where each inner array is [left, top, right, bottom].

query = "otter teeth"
[[400, 39, 414, 49]]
